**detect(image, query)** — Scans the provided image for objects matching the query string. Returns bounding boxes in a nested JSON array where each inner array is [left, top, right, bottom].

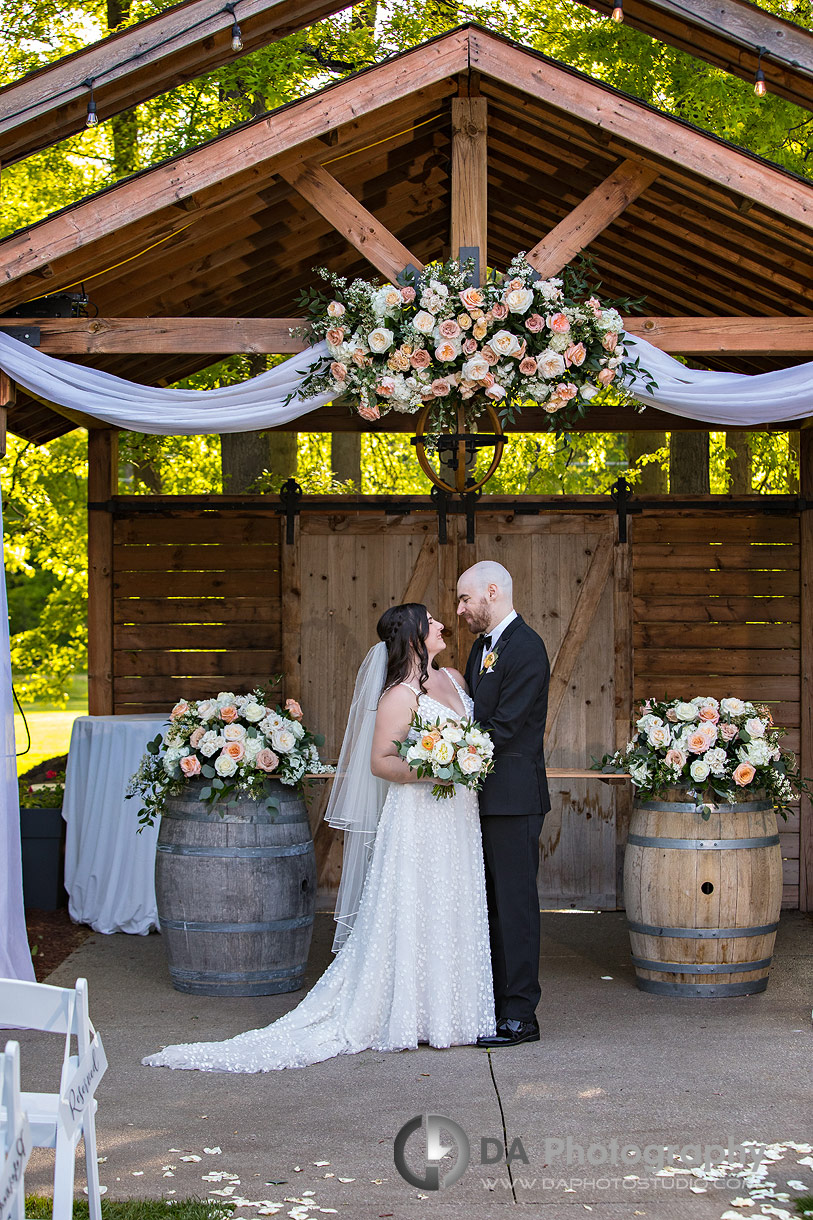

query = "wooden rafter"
[[0, 0, 351, 166], [526, 159, 658, 279], [572, 0, 813, 114], [278, 161, 423, 281], [6, 315, 813, 354]]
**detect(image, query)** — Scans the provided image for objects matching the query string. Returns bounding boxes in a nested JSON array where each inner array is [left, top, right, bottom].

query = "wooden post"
[[281, 515, 302, 704], [613, 518, 634, 904], [451, 97, 487, 279], [0, 371, 14, 459], [799, 430, 813, 910], [87, 429, 118, 715]]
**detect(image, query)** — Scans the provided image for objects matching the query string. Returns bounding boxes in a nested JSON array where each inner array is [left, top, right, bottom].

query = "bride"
[[143, 602, 495, 1072]]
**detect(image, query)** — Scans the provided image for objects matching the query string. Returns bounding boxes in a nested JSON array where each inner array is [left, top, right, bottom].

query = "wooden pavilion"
[[1, 16, 812, 911]]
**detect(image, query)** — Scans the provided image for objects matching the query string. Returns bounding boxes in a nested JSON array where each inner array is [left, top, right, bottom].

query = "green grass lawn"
[[14, 673, 88, 775], [26, 1199, 235, 1220]]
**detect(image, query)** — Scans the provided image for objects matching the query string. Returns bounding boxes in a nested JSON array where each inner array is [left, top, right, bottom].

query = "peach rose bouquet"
[[294, 253, 654, 436], [396, 710, 494, 800], [128, 688, 333, 827], [594, 696, 809, 819]]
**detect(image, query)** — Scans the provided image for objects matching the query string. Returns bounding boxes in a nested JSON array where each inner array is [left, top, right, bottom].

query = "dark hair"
[[377, 603, 430, 694]]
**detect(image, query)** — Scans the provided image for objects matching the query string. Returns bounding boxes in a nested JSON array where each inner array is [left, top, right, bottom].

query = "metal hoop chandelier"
[[411, 402, 506, 495]]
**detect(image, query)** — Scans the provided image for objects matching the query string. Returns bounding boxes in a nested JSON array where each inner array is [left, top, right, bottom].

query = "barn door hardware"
[[610, 476, 640, 543], [430, 486, 448, 544], [279, 478, 302, 544], [463, 489, 481, 543]]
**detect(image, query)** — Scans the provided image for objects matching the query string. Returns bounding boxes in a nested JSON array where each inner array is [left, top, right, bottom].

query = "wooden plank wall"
[[631, 510, 801, 907], [111, 501, 283, 712]]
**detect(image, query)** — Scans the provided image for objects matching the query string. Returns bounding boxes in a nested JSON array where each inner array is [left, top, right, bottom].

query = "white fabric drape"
[[0, 492, 35, 981], [1, 330, 813, 430]]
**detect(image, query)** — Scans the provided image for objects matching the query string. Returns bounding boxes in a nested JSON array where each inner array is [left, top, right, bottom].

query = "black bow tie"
[[481, 635, 492, 651]]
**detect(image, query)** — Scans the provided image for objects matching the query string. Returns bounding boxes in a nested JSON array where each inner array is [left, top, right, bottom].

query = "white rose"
[[629, 763, 648, 785], [580, 384, 599, 401], [720, 698, 747, 716], [441, 724, 465, 743], [271, 727, 297, 754], [214, 753, 238, 777], [675, 702, 699, 722], [485, 383, 506, 401], [637, 713, 664, 731], [689, 759, 710, 783], [692, 696, 719, 708], [504, 287, 534, 314], [465, 729, 488, 750], [368, 327, 394, 354], [431, 739, 455, 765], [290, 720, 305, 740], [198, 731, 223, 758], [537, 349, 566, 378], [462, 356, 490, 381], [413, 310, 436, 335], [491, 329, 522, 358], [744, 717, 766, 738], [243, 702, 266, 723], [223, 723, 246, 741], [406, 744, 425, 763], [327, 301, 345, 318], [457, 750, 483, 774], [647, 726, 670, 749], [216, 692, 237, 705], [196, 699, 218, 721]]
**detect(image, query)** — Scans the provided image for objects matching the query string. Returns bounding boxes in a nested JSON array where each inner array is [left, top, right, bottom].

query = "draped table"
[[63, 714, 167, 934]]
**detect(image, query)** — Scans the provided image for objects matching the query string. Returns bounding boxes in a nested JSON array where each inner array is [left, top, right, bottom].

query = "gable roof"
[[3, 23, 813, 441]]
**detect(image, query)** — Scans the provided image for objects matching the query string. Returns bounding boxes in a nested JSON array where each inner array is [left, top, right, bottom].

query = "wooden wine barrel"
[[623, 789, 782, 997], [155, 780, 316, 996]]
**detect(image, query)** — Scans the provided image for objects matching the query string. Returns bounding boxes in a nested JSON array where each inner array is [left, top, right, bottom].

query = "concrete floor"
[[13, 910, 813, 1219]]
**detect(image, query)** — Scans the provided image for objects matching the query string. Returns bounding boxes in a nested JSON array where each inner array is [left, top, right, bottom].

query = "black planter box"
[[20, 807, 68, 911]]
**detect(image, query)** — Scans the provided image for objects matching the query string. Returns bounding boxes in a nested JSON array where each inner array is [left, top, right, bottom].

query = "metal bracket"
[[458, 246, 480, 288], [0, 326, 40, 347], [279, 478, 302, 544], [430, 486, 448, 545], [610, 476, 633, 543], [463, 490, 481, 544]]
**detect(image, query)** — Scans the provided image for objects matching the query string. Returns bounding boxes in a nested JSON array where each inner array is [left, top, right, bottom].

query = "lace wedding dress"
[[143, 675, 495, 1072]]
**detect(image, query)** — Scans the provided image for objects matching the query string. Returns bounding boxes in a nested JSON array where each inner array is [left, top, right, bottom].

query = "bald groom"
[[457, 561, 550, 1048]]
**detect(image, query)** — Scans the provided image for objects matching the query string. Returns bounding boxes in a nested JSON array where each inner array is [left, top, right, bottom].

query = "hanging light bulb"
[[754, 49, 767, 96], [225, 4, 243, 51], [85, 80, 98, 128], [611, 0, 624, 21]]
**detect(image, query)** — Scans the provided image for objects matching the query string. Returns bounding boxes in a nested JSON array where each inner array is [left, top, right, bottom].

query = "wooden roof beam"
[[278, 161, 424, 281], [0, 0, 352, 167], [572, 0, 813, 114], [525, 159, 658, 279]]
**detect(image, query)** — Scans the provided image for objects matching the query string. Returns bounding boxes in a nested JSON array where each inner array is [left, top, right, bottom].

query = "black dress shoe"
[[476, 1018, 540, 1048]]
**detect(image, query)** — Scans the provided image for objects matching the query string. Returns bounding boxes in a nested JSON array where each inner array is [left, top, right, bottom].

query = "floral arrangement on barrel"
[[295, 254, 654, 434], [594, 696, 810, 819], [128, 690, 334, 828]]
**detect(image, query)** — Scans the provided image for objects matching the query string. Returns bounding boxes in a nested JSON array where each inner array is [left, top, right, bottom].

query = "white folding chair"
[[0, 979, 102, 1220], [1, 1040, 26, 1220]]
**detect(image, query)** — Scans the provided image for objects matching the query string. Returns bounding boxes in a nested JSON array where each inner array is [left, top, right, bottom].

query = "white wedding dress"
[[143, 675, 495, 1072]]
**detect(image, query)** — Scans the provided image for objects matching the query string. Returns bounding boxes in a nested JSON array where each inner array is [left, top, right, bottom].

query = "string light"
[[84, 79, 98, 127], [754, 47, 767, 96], [611, 0, 624, 22], [225, 3, 243, 52]]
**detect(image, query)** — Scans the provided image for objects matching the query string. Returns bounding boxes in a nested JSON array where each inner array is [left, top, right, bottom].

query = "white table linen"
[[63, 714, 166, 935]]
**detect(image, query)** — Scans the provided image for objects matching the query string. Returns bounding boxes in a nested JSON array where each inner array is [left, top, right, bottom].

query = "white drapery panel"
[[1, 330, 813, 429], [0, 492, 35, 980]]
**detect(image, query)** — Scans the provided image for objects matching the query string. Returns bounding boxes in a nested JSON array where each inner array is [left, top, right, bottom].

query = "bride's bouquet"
[[396, 711, 495, 799]]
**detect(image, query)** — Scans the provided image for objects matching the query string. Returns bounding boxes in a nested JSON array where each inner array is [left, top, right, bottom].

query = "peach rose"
[[482, 371, 496, 388], [431, 378, 451, 397], [219, 705, 238, 723], [435, 340, 460, 362], [358, 404, 381, 421], [598, 367, 616, 387], [170, 701, 189, 720], [462, 338, 478, 356], [223, 741, 245, 761], [352, 348, 369, 368], [481, 344, 499, 366], [439, 319, 461, 339], [410, 348, 431, 370], [376, 377, 395, 397], [491, 302, 509, 320], [472, 319, 489, 341], [400, 285, 416, 303], [665, 748, 686, 769], [330, 362, 347, 383], [325, 327, 344, 346], [525, 314, 545, 333], [719, 722, 739, 742], [189, 727, 206, 748], [457, 313, 472, 330], [459, 286, 485, 311], [558, 383, 578, 401], [179, 755, 201, 777], [666, 708, 679, 722], [733, 761, 756, 786], [519, 356, 539, 376], [256, 748, 279, 773], [327, 301, 345, 318], [687, 729, 711, 754], [698, 705, 720, 723], [285, 699, 303, 719], [485, 383, 506, 401], [547, 312, 571, 334], [602, 331, 619, 352], [565, 342, 587, 367]]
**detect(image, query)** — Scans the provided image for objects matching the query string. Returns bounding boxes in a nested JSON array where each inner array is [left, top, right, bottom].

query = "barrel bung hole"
[[701, 881, 714, 895], [301, 877, 310, 892]]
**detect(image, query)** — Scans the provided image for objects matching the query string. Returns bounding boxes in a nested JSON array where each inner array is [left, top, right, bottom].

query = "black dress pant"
[[480, 813, 543, 1022]]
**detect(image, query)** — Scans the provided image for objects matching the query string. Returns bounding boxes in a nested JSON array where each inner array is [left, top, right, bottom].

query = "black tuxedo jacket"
[[464, 615, 551, 818]]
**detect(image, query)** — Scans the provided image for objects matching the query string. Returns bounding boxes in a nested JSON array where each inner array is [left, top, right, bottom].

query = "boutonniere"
[[480, 648, 499, 675]]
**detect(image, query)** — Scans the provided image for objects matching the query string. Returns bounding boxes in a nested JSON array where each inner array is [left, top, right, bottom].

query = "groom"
[[457, 561, 550, 1048]]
